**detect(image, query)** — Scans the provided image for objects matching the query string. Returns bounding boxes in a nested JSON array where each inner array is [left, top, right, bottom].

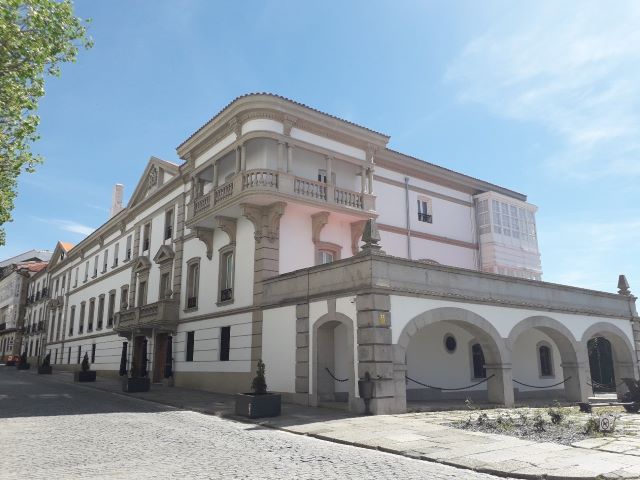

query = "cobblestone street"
[[0, 368, 508, 480]]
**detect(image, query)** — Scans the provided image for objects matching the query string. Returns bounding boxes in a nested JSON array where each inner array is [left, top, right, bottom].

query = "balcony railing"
[[220, 288, 233, 302], [113, 298, 179, 333], [188, 169, 373, 223]]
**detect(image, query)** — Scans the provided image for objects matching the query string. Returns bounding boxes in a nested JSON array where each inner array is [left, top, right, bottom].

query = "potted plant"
[[235, 359, 281, 418], [37, 353, 52, 374], [122, 339, 150, 392], [74, 353, 96, 382], [16, 351, 30, 370]]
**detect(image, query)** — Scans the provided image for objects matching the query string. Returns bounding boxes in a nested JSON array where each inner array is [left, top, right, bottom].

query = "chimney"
[[110, 184, 124, 218]]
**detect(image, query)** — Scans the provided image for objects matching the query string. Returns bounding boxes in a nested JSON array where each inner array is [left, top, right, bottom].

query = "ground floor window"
[[471, 343, 486, 379], [538, 343, 553, 377], [220, 326, 230, 361], [186, 331, 194, 362]]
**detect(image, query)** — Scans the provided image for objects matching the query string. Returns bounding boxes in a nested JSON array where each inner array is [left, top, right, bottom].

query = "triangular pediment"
[[47, 241, 74, 269], [153, 245, 175, 264], [127, 156, 180, 209], [132, 256, 152, 273]]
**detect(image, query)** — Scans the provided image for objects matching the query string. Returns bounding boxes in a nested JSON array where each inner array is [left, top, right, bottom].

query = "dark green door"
[[588, 337, 615, 392]]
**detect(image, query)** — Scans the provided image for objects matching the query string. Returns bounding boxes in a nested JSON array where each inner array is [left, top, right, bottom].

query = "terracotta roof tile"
[[59, 242, 74, 252]]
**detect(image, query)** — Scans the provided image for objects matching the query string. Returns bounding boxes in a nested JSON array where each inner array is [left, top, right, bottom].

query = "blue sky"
[[2, 0, 638, 293]]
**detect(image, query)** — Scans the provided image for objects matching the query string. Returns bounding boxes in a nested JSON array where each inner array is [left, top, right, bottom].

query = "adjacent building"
[[29, 93, 637, 413]]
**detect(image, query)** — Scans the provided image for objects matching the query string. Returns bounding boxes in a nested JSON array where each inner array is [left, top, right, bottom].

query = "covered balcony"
[[187, 137, 376, 228], [113, 298, 179, 335]]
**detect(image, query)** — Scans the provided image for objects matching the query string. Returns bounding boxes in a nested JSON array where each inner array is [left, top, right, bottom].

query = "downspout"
[[404, 177, 412, 260], [473, 197, 483, 271]]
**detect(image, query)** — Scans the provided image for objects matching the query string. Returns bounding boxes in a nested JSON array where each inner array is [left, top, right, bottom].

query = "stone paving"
[[0, 368, 507, 480], [8, 367, 640, 479]]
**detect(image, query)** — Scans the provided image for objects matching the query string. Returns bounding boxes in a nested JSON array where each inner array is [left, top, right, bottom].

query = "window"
[[68, 306, 75, 336], [77, 346, 81, 364], [317, 250, 334, 265], [138, 281, 147, 307], [97, 295, 105, 330], [125, 235, 132, 261], [164, 209, 174, 240], [121, 285, 129, 310], [185, 331, 194, 362], [113, 243, 119, 267], [317, 169, 336, 184], [88, 298, 95, 332], [160, 272, 171, 299], [444, 334, 457, 353], [84, 261, 89, 282], [538, 344, 554, 377], [220, 326, 230, 361], [142, 223, 151, 253], [93, 255, 98, 278], [54, 349, 58, 365], [74, 267, 79, 288], [79, 302, 85, 334], [102, 251, 108, 273], [67, 347, 71, 364], [186, 259, 200, 309], [56, 310, 62, 341], [107, 292, 116, 327], [417, 198, 432, 223], [218, 250, 234, 303], [477, 199, 490, 235], [91, 344, 96, 363], [471, 343, 486, 379]]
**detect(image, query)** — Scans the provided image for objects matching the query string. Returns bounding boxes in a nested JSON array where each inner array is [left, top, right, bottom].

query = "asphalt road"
[[0, 367, 509, 479]]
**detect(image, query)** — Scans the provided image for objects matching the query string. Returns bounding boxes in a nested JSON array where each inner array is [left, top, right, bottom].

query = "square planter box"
[[235, 393, 281, 419], [37, 365, 52, 375], [16, 363, 31, 370], [122, 377, 150, 393], [74, 371, 96, 382]]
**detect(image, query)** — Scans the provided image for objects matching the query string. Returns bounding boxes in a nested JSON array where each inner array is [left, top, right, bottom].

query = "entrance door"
[[588, 337, 615, 392], [153, 333, 168, 383], [132, 336, 146, 378]]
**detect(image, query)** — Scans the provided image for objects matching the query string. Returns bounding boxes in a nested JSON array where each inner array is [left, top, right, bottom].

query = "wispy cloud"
[[32, 217, 95, 237], [539, 218, 640, 291], [445, 1, 640, 180]]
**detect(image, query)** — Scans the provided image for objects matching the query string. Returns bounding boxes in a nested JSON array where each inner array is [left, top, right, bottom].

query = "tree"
[[0, 0, 92, 245], [251, 359, 267, 394]]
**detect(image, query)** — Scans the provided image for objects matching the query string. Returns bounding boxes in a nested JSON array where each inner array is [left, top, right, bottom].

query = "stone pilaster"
[[172, 193, 186, 299], [295, 303, 310, 395], [356, 293, 398, 414], [129, 226, 141, 308], [241, 202, 286, 364]]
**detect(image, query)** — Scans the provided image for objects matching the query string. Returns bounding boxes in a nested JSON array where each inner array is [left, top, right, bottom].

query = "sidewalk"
[[34, 370, 640, 479]]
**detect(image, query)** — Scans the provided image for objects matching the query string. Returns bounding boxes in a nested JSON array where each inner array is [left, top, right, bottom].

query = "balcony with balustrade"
[[188, 168, 374, 227], [113, 298, 179, 335]]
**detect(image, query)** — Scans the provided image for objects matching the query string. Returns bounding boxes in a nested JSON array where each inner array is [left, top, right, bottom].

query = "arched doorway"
[[588, 337, 615, 392], [397, 307, 510, 407], [312, 313, 355, 409], [507, 316, 587, 402], [582, 323, 637, 396]]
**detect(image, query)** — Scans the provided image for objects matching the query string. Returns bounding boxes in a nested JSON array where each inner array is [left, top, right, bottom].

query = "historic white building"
[[38, 94, 638, 414]]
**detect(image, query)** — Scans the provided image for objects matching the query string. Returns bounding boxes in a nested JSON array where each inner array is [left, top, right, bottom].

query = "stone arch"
[[311, 312, 356, 410], [398, 307, 507, 365], [397, 307, 511, 406], [507, 316, 587, 401], [581, 322, 637, 389]]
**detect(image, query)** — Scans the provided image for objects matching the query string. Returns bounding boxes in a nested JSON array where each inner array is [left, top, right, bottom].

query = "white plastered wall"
[[262, 305, 296, 392]]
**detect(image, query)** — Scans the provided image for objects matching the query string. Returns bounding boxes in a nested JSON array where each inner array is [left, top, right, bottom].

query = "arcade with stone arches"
[[394, 306, 638, 410]]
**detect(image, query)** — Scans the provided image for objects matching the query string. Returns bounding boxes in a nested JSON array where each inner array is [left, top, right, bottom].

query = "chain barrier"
[[512, 376, 572, 389], [325, 367, 349, 382], [405, 374, 495, 391], [587, 379, 625, 389]]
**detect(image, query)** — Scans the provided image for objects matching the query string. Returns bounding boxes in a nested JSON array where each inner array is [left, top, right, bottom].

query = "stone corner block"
[[296, 303, 309, 319], [356, 293, 390, 312]]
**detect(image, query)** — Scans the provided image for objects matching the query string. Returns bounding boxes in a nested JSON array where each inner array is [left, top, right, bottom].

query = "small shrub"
[[476, 413, 489, 426], [251, 359, 267, 394], [533, 413, 546, 432], [464, 397, 476, 410], [584, 416, 601, 435], [547, 406, 564, 425], [518, 412, 528, 426]]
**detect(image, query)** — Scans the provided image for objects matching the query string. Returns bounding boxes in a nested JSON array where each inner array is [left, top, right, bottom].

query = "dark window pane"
[[186, 331, 194, 362], [220, 326, 230, 362]]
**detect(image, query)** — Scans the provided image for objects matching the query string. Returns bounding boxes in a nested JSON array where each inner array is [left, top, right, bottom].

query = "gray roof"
[[0, 249, 53, 267]]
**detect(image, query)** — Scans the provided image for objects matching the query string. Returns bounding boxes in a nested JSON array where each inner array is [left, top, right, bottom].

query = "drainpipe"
[[404, 177, 412, 260], [473, 197, 483, 271]]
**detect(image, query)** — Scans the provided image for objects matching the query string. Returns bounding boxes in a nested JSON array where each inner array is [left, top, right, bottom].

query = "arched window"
[[471, 343, 486, 379], [538, 344, 553, 377]]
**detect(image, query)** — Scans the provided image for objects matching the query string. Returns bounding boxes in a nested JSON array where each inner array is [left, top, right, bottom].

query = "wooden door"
[[153, 333, 168, 383]]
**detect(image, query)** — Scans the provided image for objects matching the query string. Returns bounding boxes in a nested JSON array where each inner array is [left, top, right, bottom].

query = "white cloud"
[[539, 218, 640, 291], [445, 1, 640, 180], [33, 217, 95, 237]]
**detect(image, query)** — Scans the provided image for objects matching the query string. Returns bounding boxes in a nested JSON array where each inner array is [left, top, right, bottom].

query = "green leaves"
[[0, 0, 92, 245]]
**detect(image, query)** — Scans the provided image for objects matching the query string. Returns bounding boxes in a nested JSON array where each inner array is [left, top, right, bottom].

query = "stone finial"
[[360, 219, 385, 255], [618, 275, 631, 295]]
